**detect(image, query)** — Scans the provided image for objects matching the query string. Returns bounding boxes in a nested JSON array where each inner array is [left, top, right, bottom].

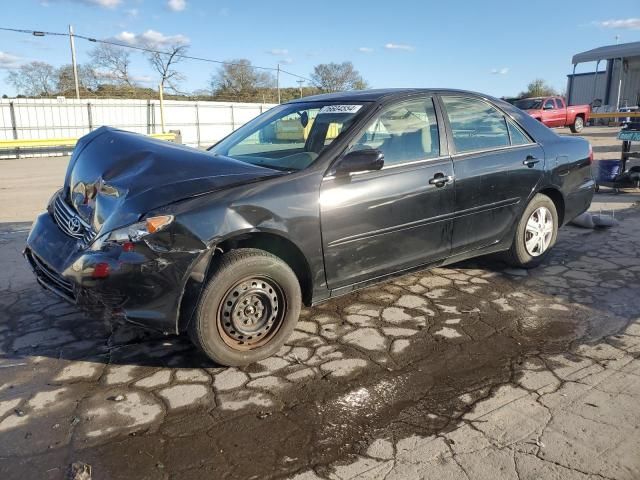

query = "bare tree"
[[147, 44, 188, 93], [210, 59, 275, 100], [89, 43, 134, 86], [310, 62, 368, 92], [6, 61, 56, 96], [519, 79, 558, 98]]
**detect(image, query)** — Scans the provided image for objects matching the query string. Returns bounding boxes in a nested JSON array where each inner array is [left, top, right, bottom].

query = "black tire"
[[570, 116, 584, 133], [189, 248, 301, 366], [504, 194, 558, 269]]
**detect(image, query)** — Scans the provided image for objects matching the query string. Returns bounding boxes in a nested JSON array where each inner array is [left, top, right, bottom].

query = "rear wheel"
[[189, 248, 301, 366], [570, 116, 584, 133], [504, 194, 558, 268]]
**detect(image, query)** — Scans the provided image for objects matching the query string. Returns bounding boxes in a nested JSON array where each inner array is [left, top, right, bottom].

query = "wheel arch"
[[537, 187, 566, 225], [216, 230, 313, 306], [176, 230, 313, 333]]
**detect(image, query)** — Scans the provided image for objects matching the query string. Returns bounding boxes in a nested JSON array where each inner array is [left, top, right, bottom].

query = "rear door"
[[439, 95, 544, 254], [320, 96, 454, 290]]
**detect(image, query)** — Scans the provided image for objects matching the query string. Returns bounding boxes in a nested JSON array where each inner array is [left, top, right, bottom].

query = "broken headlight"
[[90, 215, 173, 250]]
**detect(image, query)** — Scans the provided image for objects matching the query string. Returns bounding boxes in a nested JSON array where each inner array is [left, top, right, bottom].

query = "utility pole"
[[276, 63, 281, 104], [296, 79, 304, 98], [68, 25, 80, 99], [158, 83, 166, 133]]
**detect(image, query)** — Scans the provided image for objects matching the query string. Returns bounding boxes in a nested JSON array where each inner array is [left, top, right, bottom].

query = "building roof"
[[572, 41, 640, 64]]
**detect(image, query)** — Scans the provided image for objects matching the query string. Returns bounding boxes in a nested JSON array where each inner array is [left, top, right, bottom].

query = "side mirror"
[[334, 149, 384, 175]]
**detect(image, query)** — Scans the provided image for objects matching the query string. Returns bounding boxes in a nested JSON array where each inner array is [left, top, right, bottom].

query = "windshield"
[[514, 99, 543, 110], [209, 102, 367, 171]]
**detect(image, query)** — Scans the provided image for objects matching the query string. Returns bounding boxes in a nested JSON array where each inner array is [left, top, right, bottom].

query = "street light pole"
[[68, 25, 80, 99], [296, 79, 304, 98]]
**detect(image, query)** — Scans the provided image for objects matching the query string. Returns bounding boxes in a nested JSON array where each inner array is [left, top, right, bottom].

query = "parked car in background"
[[513, 96, 590, 133], [24, 89, 595, 366]]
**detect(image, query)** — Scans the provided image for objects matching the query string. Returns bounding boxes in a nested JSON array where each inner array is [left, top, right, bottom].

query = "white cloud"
[[267, 49, 289, 56], [491, 67, 509, 75], [597, 18, 640, 30], [279, 58, 294, 65], [50, 0, 121, 7], [384, 43, 414, 51], [132, 75, 154, 84], [167, 0, 186, 12], [115, 30, 190, 48], [0, 51, 21, 69], [358, 47, 374, 53]]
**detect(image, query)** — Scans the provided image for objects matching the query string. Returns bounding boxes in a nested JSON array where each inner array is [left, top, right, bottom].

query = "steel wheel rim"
[[524, 206, 554, 257], [217, 276, 285, 351]]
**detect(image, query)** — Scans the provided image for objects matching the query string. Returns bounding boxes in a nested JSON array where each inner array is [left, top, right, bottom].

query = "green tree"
[[56, 64, 100, 93], [310, 62, 368, 92], [520, 79, 557, 98], [210, 59, 276, 101]]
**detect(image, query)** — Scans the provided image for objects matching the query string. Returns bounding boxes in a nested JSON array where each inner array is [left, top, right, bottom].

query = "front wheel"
[[504, 194, 558, 268], [189, 248, 301, 366], [570, 116, 584, 133]]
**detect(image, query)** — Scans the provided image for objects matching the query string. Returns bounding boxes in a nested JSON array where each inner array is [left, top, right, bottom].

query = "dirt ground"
[[0, 126, 639, 479]]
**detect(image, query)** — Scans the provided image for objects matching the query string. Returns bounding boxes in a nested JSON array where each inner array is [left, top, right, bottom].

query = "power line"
[[0, 26, 316, 85]]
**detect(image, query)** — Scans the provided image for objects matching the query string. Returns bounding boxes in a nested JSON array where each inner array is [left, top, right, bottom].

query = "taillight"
[[588, 144, 593, 165]]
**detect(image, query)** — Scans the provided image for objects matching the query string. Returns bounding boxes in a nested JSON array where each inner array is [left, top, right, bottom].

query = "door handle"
[[523, 156, 540, 168], [429, 174, 454, 187]]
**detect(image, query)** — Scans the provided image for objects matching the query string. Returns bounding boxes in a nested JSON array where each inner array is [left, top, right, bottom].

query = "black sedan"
[[24, 89, 594, 366]]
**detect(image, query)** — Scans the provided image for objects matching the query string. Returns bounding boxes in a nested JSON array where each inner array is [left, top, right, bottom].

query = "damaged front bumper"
[[24, 211, 205, 333]]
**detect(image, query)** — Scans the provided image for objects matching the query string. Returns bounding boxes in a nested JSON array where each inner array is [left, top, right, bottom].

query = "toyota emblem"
[[68, 216, 82, 234]]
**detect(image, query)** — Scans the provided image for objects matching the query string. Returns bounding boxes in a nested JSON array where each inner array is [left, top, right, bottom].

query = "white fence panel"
[[0, 98, 276, 155]]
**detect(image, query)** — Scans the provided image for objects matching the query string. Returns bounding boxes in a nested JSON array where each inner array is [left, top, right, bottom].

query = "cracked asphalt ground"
[[1, 127, 640, 480]]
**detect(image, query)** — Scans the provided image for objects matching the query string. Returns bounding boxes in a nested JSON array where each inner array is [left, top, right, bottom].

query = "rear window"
[[506, 118, 532, 146], [514, 99, 543, 110], [441, 96, 510, 153]]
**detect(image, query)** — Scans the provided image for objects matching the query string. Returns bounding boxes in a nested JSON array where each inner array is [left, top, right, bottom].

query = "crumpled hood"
[[64, 126, 281, 234]]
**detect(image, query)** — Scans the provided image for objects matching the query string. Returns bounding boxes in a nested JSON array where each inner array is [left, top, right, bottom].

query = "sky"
[[0, 0, 639, 98]]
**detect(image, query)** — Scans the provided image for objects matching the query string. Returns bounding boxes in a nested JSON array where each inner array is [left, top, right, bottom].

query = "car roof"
[[287, 88, 494, 104], [519, 96, 557, 100]]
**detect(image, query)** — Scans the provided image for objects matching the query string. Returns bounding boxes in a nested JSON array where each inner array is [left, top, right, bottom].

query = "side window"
[[555, 98, 565, 109], [441, 96, 510, 153], [506, 118, 532, 146], [349, 98, 439, 166], [543, 98, 555, 110]]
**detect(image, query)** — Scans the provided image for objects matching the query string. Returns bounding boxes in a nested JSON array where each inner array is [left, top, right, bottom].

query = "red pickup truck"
[[513, 96, 590, 133]]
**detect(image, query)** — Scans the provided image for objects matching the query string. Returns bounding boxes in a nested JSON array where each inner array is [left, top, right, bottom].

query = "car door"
[[554, 97, 567, 125], [320, 96, 454, 291], [439, 95, 544, 254], [543, 98, 561, 127]]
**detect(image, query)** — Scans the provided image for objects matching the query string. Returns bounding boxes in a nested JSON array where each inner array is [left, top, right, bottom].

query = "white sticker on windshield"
[[318, 104, 362, 115]]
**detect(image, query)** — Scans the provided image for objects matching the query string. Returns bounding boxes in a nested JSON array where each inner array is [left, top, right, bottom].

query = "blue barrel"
[[595, 160, 621, 183]]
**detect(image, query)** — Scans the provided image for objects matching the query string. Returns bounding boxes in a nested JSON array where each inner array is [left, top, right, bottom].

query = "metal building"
[[566, 41, 640, 108]]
